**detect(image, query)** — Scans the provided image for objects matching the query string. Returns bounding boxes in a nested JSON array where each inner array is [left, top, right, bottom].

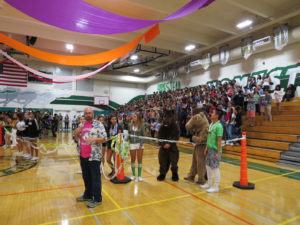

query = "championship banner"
[[201, 52, 211, 70], [273, 24, 289, 51], [219, 45, 229, 65], [241, 37, 253, 60]]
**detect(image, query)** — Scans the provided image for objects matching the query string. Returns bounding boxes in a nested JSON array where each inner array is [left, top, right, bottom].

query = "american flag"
[[0, 59, 28, 87]]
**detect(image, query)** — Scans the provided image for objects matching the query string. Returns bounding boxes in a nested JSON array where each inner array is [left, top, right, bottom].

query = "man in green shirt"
[[200, 109, 224, 193]]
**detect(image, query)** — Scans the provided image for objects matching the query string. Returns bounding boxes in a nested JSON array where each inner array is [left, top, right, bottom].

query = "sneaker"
[[137, 177, 143, 182], [130, 176, 136, 181], [2, 145, 7, 149], [76, 195, 92, 202], [86, 201, 102, 208], [31, 156, 39, 161], [195, 181, 205, 185], [10, 145, 16, 149], [184, 177, 194, 182], [200, 183, 210, 189], [207, 186, 219, 193], [23, 154, 32, 159]]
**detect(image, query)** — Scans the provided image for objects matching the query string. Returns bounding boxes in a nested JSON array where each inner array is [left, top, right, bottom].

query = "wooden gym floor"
[[0, 133, 300, 225]]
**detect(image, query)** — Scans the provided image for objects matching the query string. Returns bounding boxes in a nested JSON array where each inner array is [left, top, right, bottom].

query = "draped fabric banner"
[[0, 50, 116, 82], [0, 24, 160, 66], [5, 0, 214, 34]]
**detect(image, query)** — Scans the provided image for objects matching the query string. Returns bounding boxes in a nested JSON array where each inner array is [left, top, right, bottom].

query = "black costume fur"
[[157, 111, 180, 181]]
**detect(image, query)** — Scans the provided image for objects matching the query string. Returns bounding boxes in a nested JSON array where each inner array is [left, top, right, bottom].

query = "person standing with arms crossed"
[[74, 107, 107, 208]]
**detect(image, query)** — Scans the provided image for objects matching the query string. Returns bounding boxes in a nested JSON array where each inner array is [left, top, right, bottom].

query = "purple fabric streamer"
[[5, 0, 215, 34]]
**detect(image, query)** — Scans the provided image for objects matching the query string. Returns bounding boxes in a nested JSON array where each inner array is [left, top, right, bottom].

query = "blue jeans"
[[80, 157, 102, 202], [226, 124, 234, 141]]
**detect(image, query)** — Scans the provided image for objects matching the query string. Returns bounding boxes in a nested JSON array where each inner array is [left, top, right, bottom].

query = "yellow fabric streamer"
[[0, 24, 160, 66]]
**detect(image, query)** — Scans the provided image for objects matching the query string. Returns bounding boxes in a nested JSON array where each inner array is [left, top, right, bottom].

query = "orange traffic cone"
[[111, 130, 131, 184], [233, 132, 255, 189]]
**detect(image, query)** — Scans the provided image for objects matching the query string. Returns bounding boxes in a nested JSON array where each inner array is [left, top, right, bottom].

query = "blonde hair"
[[131, 113, 143, 130]]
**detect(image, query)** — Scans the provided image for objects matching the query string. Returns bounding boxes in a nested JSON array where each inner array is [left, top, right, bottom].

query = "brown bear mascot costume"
[[184, 109, 209, 184], [157, 110, 180, 181]]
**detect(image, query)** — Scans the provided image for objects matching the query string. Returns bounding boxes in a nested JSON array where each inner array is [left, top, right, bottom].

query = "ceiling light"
[[65, 43, 74, 52], [185, 44, 196, 51], [130, 54, 138, 60], [236, 19, 253, 29], [133, 68, 140, 73]]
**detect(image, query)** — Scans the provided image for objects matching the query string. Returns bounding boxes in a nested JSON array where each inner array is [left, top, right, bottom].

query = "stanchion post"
[[233, 132, 255, 189]]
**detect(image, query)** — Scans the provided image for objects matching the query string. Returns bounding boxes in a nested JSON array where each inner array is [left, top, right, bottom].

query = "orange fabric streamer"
[[0, 24, 160, 66]]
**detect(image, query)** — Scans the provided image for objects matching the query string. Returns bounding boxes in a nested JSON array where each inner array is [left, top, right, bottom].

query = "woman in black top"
[[24, 111, 40, 161], [16, 113, 26, 156]]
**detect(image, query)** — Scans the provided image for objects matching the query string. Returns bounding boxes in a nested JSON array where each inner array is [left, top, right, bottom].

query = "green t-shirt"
[[206, 121, 223, 153]]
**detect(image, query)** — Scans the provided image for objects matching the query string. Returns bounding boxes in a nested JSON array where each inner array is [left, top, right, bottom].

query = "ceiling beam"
[[224, 0, 278, 18], [141, 8, 300, 75]]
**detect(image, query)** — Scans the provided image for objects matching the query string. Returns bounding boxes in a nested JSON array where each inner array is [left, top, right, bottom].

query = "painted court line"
[[39, 165, 300, 225], [179, 181, 278, 224], [74, 181, 102, 225], [277, 214, 300, 225], [223, 190, 293, 218], [160, 179, 255, 225], [39, 194, 190, 225], [103, 189, 138, 225]]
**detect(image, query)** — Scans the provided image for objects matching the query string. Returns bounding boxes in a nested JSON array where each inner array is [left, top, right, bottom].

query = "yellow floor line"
[[39, 193, 191, 225], [40, 166, 300, 225], [277, 214, 300, 225], [102, 189, 122, 209], [250, 170, 300, 183], [40, 146, 299, 225], [123, 193, 190, 210]]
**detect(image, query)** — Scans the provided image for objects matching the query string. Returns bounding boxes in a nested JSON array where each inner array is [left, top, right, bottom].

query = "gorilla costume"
[[157, 110, 180, 182]]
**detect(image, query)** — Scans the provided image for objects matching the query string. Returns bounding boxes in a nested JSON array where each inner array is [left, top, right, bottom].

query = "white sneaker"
[[200, 183, 210, 189], [207, 186, 219, 193], [31, 156, 38, 161], [137, 177, 143, 182], [10, 145, 16, 149], [24, 154, 32, 159], [130, 176, 136, 181], [3, 145, 7, 149]]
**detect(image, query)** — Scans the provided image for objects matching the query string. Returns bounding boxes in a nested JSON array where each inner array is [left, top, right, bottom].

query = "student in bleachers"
[[262, 74, 272, 91], [282, 84, 296, 102], [247, 93, 256, 127], [226, 107, 236, 144], [264, 89, 273, 121], [253, 88, 261, 115], [274, 85, 284, 112]]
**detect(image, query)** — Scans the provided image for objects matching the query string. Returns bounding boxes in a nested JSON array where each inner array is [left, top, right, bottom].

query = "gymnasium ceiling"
[[1, 0, 300, 80]]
